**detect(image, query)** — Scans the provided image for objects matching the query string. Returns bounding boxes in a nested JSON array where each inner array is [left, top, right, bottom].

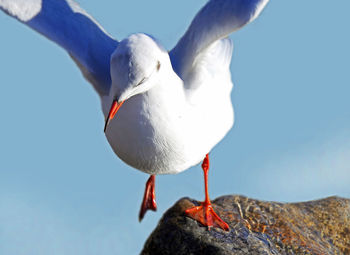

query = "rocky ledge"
[[141, 195, 350, 255]]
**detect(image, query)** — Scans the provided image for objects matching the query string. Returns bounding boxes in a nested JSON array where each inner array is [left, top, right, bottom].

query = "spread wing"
[[170, 0, 269, 83], [0, 0, 119, 97]]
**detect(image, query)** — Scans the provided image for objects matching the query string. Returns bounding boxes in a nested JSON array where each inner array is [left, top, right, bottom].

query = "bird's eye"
[[156, 61, 161, 71]]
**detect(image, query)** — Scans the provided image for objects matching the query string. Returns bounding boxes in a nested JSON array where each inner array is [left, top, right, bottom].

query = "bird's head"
[[104, 33, 168, 131]]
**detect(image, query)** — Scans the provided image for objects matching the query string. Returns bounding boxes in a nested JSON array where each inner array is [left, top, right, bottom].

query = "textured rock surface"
[[141, 195, 350, 255]]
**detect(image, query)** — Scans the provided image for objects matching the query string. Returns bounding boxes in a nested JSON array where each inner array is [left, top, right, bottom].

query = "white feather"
[[170, 0, 269, 83], [0, 0, 118, 97], [0, 0, 269, 175], [0, 0, 41, 21]]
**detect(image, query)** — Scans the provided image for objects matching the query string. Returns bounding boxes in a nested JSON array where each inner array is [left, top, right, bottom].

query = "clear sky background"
[[0, 0, 349, 254]]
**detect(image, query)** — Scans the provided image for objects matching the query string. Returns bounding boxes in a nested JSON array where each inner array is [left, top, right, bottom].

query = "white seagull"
[[0, 0, 269, 230]]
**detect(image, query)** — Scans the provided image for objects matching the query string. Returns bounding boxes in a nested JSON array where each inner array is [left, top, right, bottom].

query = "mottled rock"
[[141, 195, 350, 255]]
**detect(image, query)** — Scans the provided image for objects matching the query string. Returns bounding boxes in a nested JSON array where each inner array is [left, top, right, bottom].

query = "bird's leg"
[[185, 154, 229, 231], [139, 175, 157, 221]]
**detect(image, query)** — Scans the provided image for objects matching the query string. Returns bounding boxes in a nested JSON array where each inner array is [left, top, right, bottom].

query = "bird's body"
[[104, 34, 234, 175], [0, 0, 269, 230]]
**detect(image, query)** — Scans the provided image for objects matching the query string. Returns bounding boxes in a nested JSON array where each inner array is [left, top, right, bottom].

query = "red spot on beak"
[[104, 100, 125, 132]]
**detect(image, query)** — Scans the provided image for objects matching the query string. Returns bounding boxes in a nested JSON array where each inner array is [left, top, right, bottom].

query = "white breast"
[[104, 69, 234, 175]]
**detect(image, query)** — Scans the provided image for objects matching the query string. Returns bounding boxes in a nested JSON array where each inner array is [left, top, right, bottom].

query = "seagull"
[[0, 0, 269, 231]]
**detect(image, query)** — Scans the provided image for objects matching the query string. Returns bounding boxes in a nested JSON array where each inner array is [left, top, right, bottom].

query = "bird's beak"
[[104, 100, 125, 132]]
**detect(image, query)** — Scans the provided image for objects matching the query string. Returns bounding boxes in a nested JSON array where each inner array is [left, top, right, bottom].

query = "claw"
[[185, 154, 229, 231], [185, 202, 229, 231]]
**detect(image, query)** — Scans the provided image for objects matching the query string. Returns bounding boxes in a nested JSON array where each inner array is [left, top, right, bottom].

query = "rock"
[[141, 195, 350, 255]]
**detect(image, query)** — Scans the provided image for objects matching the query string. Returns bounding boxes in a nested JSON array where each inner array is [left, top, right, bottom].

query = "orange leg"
[[139, 175, 157, 221], [185, 154, 229, 231]]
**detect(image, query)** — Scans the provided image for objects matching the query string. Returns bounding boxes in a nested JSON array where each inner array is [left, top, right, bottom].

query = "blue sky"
[[0, 0, 349, 254]]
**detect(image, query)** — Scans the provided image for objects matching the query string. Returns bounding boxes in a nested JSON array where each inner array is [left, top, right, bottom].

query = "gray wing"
[[170, 0, 269, 82], [0, 0, 119, 97]]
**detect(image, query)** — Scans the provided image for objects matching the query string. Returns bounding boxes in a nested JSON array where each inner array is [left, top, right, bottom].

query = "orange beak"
[[104, 100, 125, 132]]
